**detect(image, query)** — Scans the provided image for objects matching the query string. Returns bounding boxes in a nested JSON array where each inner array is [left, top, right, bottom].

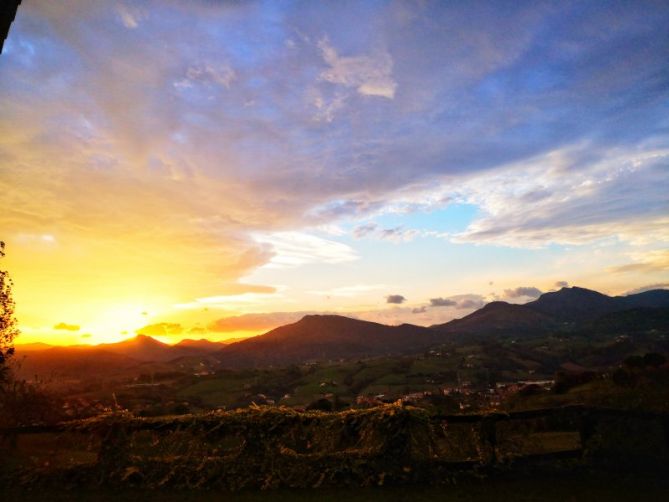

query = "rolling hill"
[[13, 287, 669, 375], [191, 287, 669, 368], [97, 334, 222, 362], [526, 286, 669, 322], [216, 315, 446, 368], [13, 335, 223, 381], [432, 286, 669, 336], [525, 286, 618, 323], [175, 338, 228, 351], [430, 301, 556, 337]]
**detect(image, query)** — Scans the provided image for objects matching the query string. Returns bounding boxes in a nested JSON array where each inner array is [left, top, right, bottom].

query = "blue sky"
[[1, 0, 668, 344]]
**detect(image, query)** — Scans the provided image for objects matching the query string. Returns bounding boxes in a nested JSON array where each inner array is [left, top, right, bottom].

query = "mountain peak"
[[526, 286, 614, 322], [128, 334, 165, 345], [176, 338, 227, 350], [300, 314, 352, 322], [218, 314, 439, 368], [548, 285, 607, 297], [432, 300, 553, 336], [97, 334, 177, 362], [479, 300, 511, 310], [293, 314, 377, 329]]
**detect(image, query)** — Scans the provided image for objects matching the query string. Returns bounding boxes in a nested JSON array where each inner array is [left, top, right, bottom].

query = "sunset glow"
[[1, 1, 668, 346]]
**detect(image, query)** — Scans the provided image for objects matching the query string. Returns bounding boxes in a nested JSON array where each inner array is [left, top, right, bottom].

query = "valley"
[[12, 287, 669, 419]]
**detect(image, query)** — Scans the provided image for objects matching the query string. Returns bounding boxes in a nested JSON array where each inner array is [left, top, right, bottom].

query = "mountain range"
[[12, 337, 228, 381], [215, 287, 669, 368], [14, 286, 669, 376], [431, 286, 669, 336], [215, 315, 442, 368]]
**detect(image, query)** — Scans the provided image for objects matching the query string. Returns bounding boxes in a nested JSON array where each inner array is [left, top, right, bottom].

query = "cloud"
[[353, 223, 378, 238], [411, 294, 487, 312], [554, 281, 569, 289], [624, 283, 669, 295], [418, 294, 487, 311], [608, 250, 669, 274], [53, 322, 80, 331], [2, 1, 668, 337], [452, 147, 669, 248], [309, 200, 386, 223], [137, 323, 184, 336], [386, 294, 406, 304], [503, 287, 543, 299], [379, 226, 420, 243], [252, 232, 358, 268], [352, 223, 425, 243], [318, 38, 397, 99], [176, 288, 286, 310], [175, 64, 236, 90], [116, 4, 144, 29], [429, 297, 457, 307], [457, 297, 487, 310]]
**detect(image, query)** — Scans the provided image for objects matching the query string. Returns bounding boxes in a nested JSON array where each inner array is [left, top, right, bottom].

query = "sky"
[[1, 0, 668, 346]]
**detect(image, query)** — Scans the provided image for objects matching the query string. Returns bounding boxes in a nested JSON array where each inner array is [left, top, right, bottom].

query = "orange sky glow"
[[2, 1, 668, 346]]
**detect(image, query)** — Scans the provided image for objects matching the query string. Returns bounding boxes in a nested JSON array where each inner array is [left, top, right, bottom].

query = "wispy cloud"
[[623, 283, 669, 295], [451, 147, 669, 248], [53, 322, 80, 331], [318, 37, 397, 99], [352, 223, 434, 243], [252, 232, 358, 268], [174, 64, 236, 90], [503, 286, 543, 299], [116, 4, 144, 29], [608, 250, 669, 274], [2, 1, 668, 338]]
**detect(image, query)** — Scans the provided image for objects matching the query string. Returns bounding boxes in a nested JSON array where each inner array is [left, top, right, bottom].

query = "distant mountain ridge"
[[431, 286, 669, 335], [216, 314, 445, 368], [175, 338, 228, 351], [217, 287, 669, 367], [14, 286, 669, 372], [431, 301, 556, 337], [14, 335, 226, 380], [525, 286, 617, 323], [13, 335, 225, 381], [525, 286, 669, 323]]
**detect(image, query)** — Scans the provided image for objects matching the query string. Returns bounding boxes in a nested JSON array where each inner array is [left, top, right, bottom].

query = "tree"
[[0, 246, 62, 427], [0, 241, 19, 381]]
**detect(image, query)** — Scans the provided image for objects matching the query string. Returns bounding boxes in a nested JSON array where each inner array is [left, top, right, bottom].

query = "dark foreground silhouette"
[[2, 404, 668, 494]]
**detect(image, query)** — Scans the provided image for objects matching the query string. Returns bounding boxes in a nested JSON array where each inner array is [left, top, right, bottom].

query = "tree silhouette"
[[0, 241, 18, 382]]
